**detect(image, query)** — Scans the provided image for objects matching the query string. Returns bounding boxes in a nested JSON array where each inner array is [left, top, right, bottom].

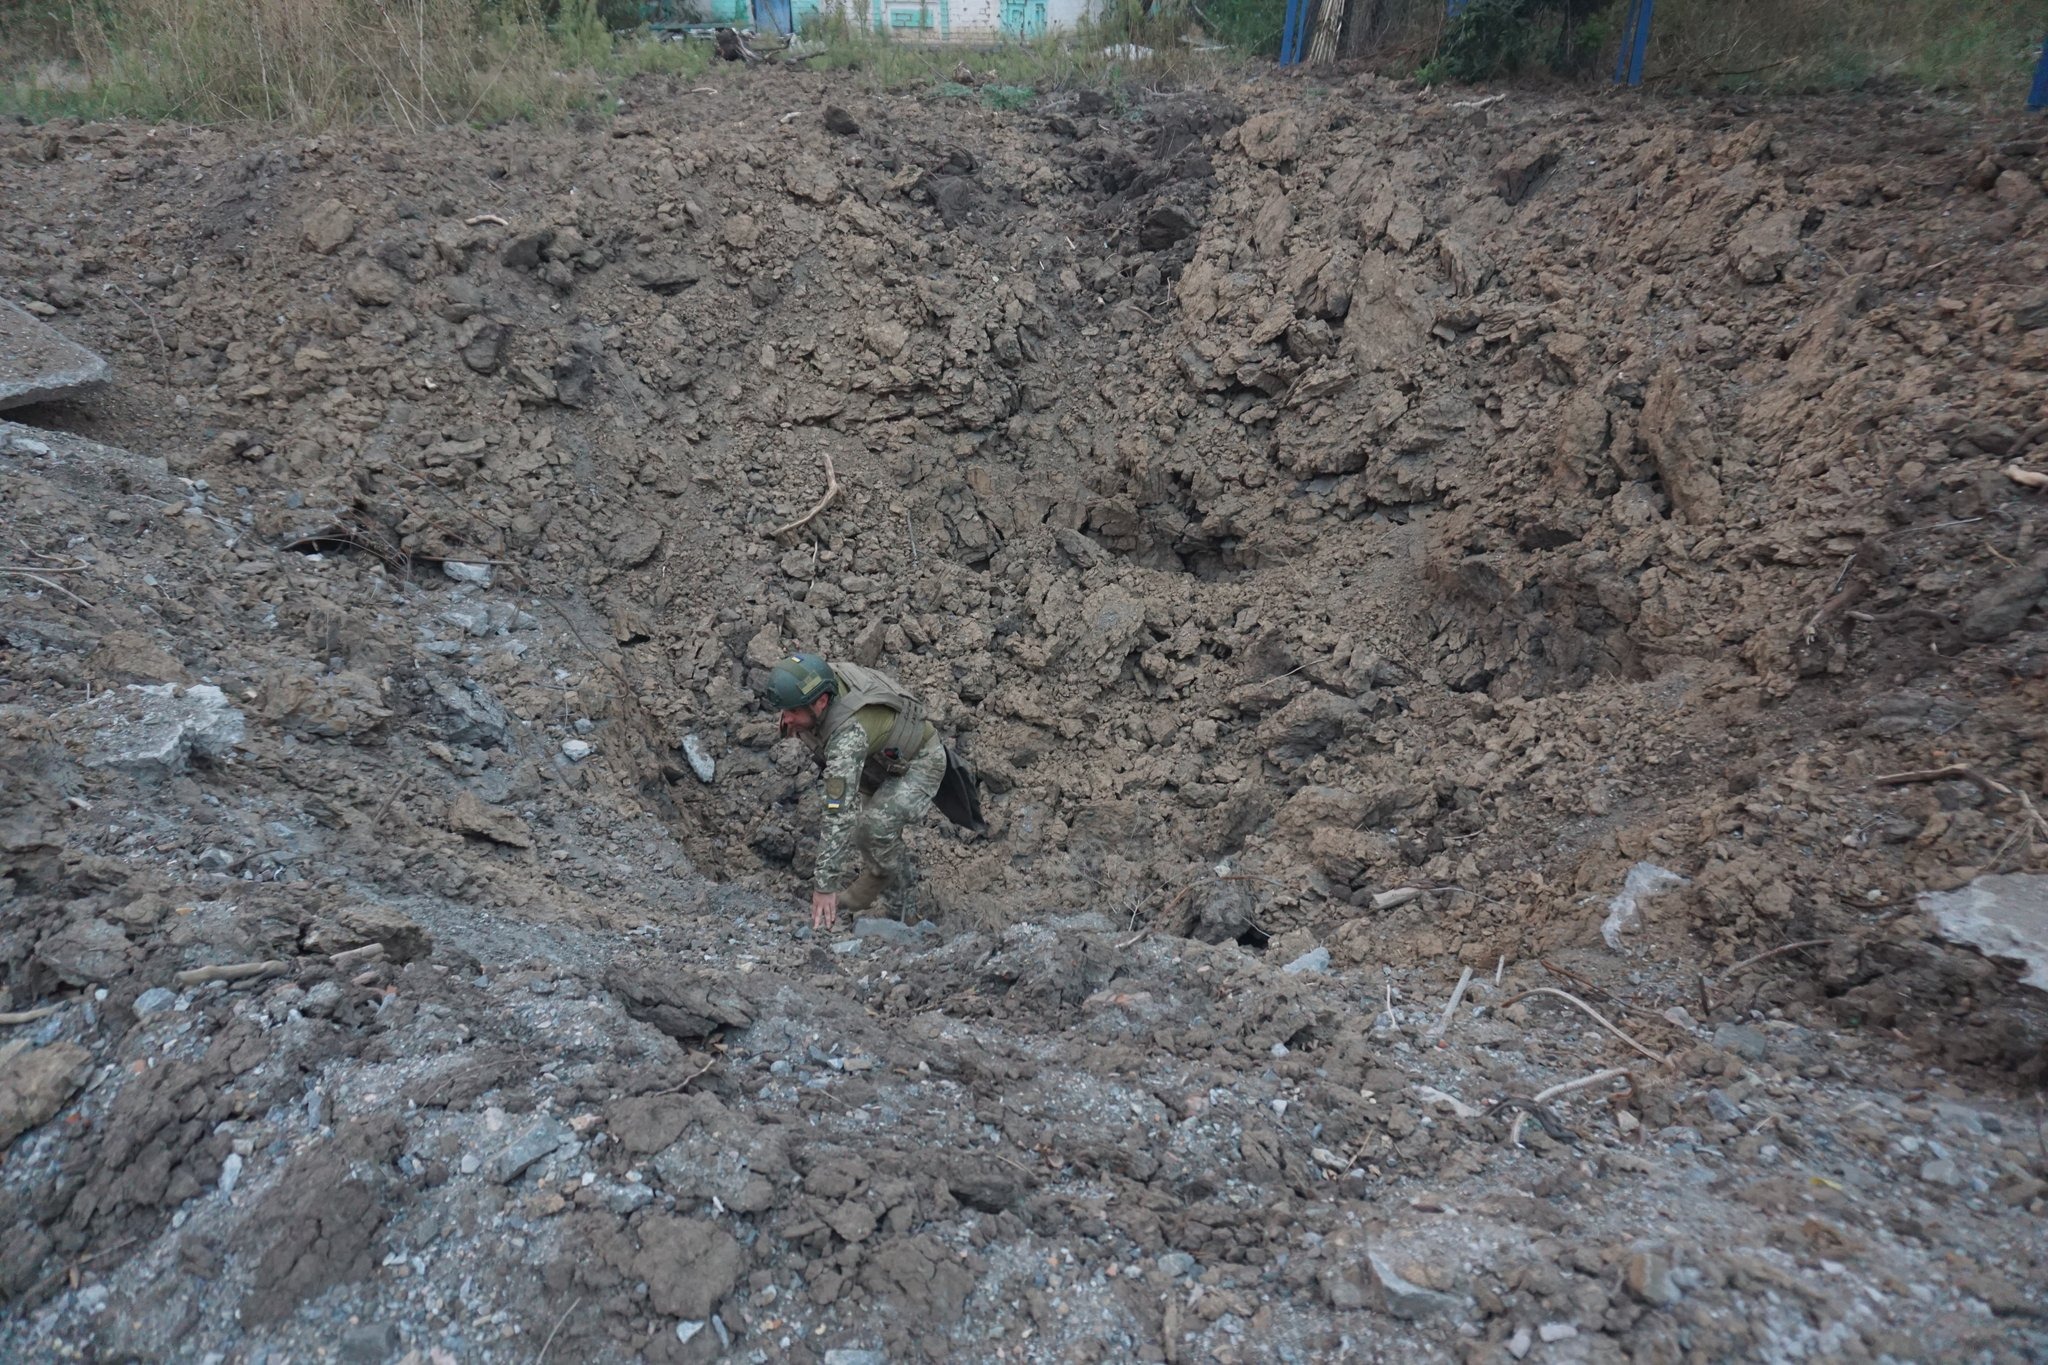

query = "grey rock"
[[429, 678, 512, 747], [2015, 290, 2048, 332], [440, 602, 495, 637], [1157, 1252, 1197, 1279], [823, 1351, 888, 1365], [1960, 567, 2047, 643], [1713, 1024, 1769, 1062], [605, 1182, 655, 1216], [1282, 946, 1330, 975], [487, 1118, 573, 1184], [218, 1151, 244, 1195], [81, 684, 245, 774], [1625, 1251, 1683, 1307], [131, 987, 179, 1016], [442, 561, 493, 586], [1539, 1322, 1578, 1343], [1506, 1327, 1532, 1360], [1920, 1158, 1963, 1188], [1366, 1249, 1461, 1320], [1704, 1090, 1744, 1124], [852, 918, 937, 947], [338, 1322, 400, 1363], [0, 298, 111, 411], [681, 734, 716, 783]]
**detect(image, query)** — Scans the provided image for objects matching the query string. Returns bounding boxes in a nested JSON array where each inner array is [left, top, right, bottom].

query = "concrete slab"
[[0, 298, 110, 410], [1921, 873, 2048, 990]]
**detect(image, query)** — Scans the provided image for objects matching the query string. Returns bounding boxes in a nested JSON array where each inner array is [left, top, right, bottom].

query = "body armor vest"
[[804, 660, 932, 786]]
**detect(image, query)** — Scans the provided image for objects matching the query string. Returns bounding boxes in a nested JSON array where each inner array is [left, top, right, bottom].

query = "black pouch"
[[933, 745, 987, 834]]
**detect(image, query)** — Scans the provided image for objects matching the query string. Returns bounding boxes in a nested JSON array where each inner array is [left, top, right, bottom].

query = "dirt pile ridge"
[[2, 65, 2047, 1363]]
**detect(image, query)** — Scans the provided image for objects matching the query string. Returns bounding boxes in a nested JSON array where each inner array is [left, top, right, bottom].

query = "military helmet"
[[762, 652, 836, 710]]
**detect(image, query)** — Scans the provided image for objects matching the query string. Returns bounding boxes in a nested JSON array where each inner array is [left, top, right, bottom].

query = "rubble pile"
[[2, 65, 2046, 1363]]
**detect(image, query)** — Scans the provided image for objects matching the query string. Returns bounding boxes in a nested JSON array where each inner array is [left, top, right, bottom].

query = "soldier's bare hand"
[[810, 890, 839, 931]]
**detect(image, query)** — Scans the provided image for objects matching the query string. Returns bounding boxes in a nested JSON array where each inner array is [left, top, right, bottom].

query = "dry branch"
[[330, 942, 387, 969], [1506, 1066, 1631, 1146], [173, 960, 290, 988], [1428, 966, 1475, 1043], [0, 1005, 62, 1025], [770, 451, 840, 536], [1718, 938, 1834, 980], [1499, 987, 1669, 1064]]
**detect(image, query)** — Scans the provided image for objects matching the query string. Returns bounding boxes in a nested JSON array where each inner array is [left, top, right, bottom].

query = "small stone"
[[1704, 1090, 1744, 1124], [606, 1182, 655, 1215], [1625, 1251, 1682, 1306], [822, 105, 860, 135], [1713, 1023, 1769, 1061], [1920, 1158, 1963, 1188], [1158, 1252, 1197, 1279], [1282, 946, 1331, 975], [218, 1151, 244, 1196], [1366, 1250, 1461, 1320], [852, 917, 935, 947], [338, 1322, 399, 1363], [561, 739, 592, 761], [301, 198, 357, 254], [442, 561, 493, 585], [459, 1153, 482, 1175], [132, 987, 179, 1016], [1538, 1322, 1578, 1343], [1506, 1327, 1532, 1360], [822, 1351, 888, 1365], [486, 1118, 573, 1184], [681, 734, 716, 783]]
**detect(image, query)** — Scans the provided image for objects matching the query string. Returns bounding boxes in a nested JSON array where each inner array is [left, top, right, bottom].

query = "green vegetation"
[[0, 0, 2037, 127], [1397, 0, 2045, 95]]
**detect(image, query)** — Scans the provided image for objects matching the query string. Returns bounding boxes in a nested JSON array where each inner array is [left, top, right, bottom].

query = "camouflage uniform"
[[814, 724, 945, 914], [799, 661, 944, 918]]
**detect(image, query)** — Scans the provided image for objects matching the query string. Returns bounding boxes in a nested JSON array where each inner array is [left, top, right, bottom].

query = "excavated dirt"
[[3, 63, 2048, 1364]]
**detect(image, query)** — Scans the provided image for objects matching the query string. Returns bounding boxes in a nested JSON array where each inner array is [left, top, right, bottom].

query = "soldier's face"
[[779, 695, 827, 737]]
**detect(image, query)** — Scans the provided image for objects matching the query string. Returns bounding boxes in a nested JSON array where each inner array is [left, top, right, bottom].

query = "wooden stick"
[[1498, 987, 1669, 1064], [1533, 1066, 1631, 1104], [329, 942, 387, 969], [3, 569, 93, 609], [1872, 765, 2010, 798], [770, 451, 840, 536], [1717, 938, 1834, 980], [173, 960, 289, 988], [0, 1005, 62, 1025], [1507, 1069, 1631, 1147], [1428, 966, 1475, 1043]]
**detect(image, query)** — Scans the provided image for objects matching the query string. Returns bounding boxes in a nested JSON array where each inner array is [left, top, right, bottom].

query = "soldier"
[[761, 652, 981, 930]]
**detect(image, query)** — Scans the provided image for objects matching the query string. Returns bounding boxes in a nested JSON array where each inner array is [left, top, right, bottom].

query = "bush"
[[1418, 0, 1614, 84]]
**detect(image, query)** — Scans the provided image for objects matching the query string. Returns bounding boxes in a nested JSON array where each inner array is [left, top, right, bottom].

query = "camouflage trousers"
[[852, 742, 946, 910]]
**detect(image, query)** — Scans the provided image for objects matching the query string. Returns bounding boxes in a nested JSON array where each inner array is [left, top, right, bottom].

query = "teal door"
[[999, 0, 1046, 36]]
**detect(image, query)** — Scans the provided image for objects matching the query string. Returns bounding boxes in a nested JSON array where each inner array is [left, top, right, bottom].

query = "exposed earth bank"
[[2, 62, 2047, 1364]]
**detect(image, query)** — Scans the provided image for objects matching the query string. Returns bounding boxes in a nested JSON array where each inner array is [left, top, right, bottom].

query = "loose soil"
[[2, 62, 2047, 1365]]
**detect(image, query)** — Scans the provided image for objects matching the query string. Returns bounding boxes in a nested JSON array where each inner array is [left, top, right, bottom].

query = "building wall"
[[805, 0, 1096, 42]]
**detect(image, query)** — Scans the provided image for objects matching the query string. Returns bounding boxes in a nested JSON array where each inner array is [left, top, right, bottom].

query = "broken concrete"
[[1922, 874, 2048, 990], [0, 300, 110, 411]]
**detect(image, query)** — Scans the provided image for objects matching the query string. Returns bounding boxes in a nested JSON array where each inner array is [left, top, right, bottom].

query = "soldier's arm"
[[812, 723, 867, 894]]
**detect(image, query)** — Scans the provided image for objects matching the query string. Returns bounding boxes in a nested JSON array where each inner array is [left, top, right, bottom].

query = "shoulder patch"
[[824, 775, 847, 812]]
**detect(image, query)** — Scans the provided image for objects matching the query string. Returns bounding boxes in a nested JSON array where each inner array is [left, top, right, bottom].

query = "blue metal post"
[[2031, 35, 2048, 110], [1613, 0, 1653, 87], [1279, 0, 1305, 66]]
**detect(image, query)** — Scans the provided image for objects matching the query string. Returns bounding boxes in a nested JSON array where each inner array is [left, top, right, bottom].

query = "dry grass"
[[0, 0, 712, 127]]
